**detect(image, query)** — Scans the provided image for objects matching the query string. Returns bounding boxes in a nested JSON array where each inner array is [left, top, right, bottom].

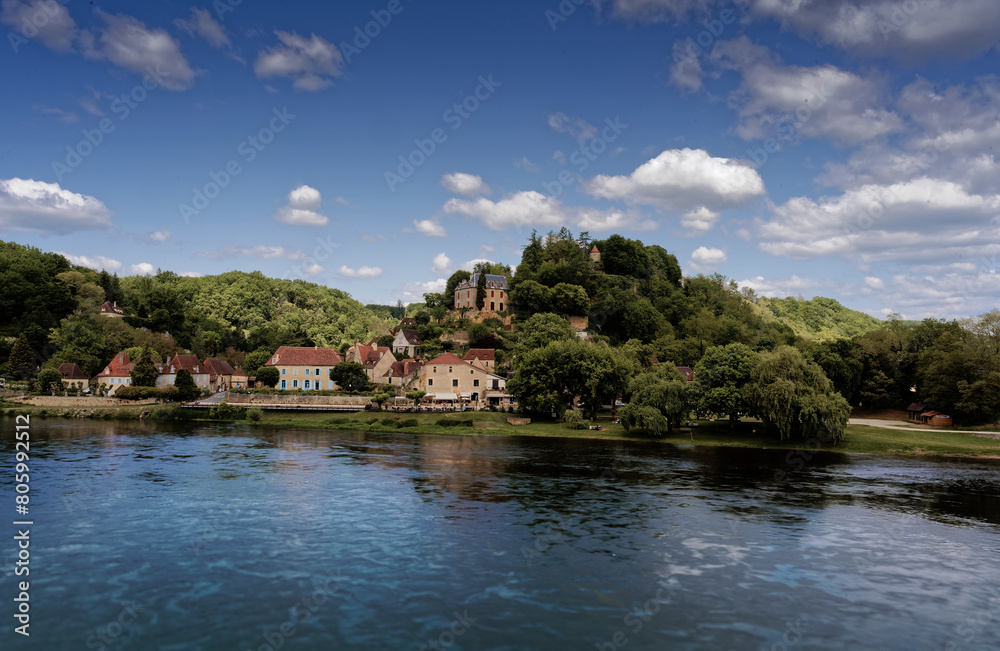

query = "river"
[[2, 420, 999, 650]]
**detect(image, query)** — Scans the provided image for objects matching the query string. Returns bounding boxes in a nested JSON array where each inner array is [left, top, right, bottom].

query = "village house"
[[462, 349, 495, 372], [266, 346, 343, 390], [453, 274, 509, 313], [417, 353, 510, 407], [157, 355, 211, 392], [58, 363, 89, 390], [392, 329, 423, 358], [383, 359, 424, 389], [230, 366, 250, 390], [346, 339, 396, 385], [203, 357, 237, 392], [92, 351, 134, 395], [99, 301, 125, 318]]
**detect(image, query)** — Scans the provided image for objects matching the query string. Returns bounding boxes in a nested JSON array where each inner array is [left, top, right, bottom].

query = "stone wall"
[[224, 393, 371, 407]]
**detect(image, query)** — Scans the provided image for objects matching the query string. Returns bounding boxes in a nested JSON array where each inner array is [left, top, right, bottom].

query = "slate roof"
[[58, 363, 88, 380], [397, 329, 423, 345]]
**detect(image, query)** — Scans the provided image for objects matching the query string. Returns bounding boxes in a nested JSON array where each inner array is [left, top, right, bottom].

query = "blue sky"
[[2, 0, 1000, 319]]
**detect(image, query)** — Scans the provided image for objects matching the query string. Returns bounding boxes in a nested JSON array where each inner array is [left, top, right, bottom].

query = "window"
[[500, 303, 504, 311], [305, 380, 311, 389], [428, 379, 434, 386], [473, 379, 479, 387], [452, 379, 458, 387], [281, 380, 287, 389], [292, 380, 299, 388], [281, 369, 287, 375], [490, 302, 495, 311], [491, 290, 495, 297], [305, 369, 311, 375], [293, 369, 298, 375], [492, 380, 499, 389], [315, 368, 320, 376]]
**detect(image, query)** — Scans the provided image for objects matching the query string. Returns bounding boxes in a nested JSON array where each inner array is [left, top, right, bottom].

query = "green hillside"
[[756, 296, 882, 341]]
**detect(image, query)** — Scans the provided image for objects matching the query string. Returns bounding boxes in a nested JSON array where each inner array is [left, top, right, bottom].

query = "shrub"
[[563, 409, 584, 430], [208, 401, 246, 421], [436, 418, 473, 427], [246, 407, 263, 422], [396, 418, 419, 428]]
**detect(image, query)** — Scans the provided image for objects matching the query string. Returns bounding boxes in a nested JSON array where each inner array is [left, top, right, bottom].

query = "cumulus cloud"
[[738, 274, 818, 298], [753, 0, 1000, 62], [131, 262, 155, 275], [338, 265, 383, 279], [254, 31, 343, 91], [757, 178, 1000, 264], [413, 219, 447, 237], [1, 0, 78, 51], [393, 278, 447, 304], [865, 276, 885, 290], [443, 191, 649, 232], [81, 11, 197, 91], [147, 230, 171, 242], [706, 38, 902, 145], [273, 185, 329, 227], [680, 207, 720, 236], [690, 246, 727, 270], [431, 253, 452, 275], [547, 112, 598, 145], [60, 253, 122, 272], [0, 178, 112, 235], [175, 7, 230, 48], [586, 148, 765, 212], [441, 172, 491, 197]]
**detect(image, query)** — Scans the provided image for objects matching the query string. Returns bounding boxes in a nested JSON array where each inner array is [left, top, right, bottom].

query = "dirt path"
[[849, 418, 1000, 440]]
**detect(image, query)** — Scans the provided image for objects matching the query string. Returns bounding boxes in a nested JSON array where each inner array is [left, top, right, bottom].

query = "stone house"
[[346, 339, 397, 385], [266, 346, 343, 391]]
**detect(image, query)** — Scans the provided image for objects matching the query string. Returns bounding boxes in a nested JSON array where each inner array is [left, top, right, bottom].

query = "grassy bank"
[[4, 403, 1000, 459]]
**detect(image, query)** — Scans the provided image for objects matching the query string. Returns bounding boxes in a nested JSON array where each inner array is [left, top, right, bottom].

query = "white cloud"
[[273, 185, 329, 227], [680, 207, 720, 236], [753, 0, 1000, 62], [460, 258, 494, 272], [175, 7, 230, 49], [431, 253, 453, 275], [254, 31, 343, 91], [393, 278, 447, 304], [81, 11, 197, 91], [302, 263, 325, 277], [0, 178, 112, 235], [758, 177, 1000, 264], [444, 190, 655, 232], [338, 265, 383, 279], [514, 156, 539, 173], [131, 262, 155, 275], [669, 40, 704, 93], [865, 276, 885, 290], [707, 38, 902, 145], [739, 275, 818, 298], [199, 245, 307, 261], [147, 230, 171, 242], [586, 148, 765, 212], [413, 219, 447, 237], [60, 253, 122, 272], [0, 0, 78, 52], [547, 112, 598, 145], [690, 246, 727, 270], [441, 172, 491, 197], [179, 271, 203, 278]]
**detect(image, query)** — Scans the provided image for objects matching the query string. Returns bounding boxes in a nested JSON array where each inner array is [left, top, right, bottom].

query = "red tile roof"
[[164, 355, 206, 375], [397, 329, 423, 345], [675, 366, 694, 382], [93, 351, 134, 380], [463, 349, 495, 362], [203, 358, 236, 378], [383, 359, 424, 378], [266, 346, 343, 367], [58, 363, 88, 380], [426, 352, 473, 367]]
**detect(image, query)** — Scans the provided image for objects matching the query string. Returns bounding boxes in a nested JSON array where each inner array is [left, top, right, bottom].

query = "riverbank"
[[5, 402, 1000, 459]]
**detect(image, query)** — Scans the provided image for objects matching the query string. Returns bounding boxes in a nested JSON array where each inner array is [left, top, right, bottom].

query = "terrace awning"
[[432, 392, 458, 401]]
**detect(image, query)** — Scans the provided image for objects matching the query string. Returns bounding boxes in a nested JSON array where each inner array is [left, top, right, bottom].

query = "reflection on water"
[[2, 420, 999, 650]]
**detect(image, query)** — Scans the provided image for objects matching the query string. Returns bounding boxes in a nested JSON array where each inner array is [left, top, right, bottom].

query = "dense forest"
[[4, 232, 1000, 433]]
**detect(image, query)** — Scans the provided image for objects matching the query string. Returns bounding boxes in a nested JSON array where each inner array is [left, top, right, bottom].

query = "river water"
[[2, 420, 999, 650]]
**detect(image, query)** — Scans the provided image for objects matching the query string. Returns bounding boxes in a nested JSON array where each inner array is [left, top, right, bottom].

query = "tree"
[[243, 349, 273, 377], [508, 339, 634, 419], [688, 343, 757, 430], [7, 333, 35, 380], [256, 366, 280, 388], [406, 389, 426, 407], [551, 283, 589, 316], [202, 331, 223, 357], [744, 346, 850, 442], [125, 347, 162, 364], [377, 334, 395, 348], [595, 234, 651, 278], [129, 348, 160, 387], [475, 270, 487, 311], [371, 392, 392, 410], [174, 369, 199, 400], [37, 368, 63, 394], [444, 270, 472, 306], [512, 313, 578, 354], [625, 366, 689, 430], [331, 361, 369, 393], [509, 280, 552, 317], [618, 404, 668, 436]]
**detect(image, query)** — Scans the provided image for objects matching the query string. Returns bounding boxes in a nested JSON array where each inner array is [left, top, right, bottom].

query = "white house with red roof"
[[382, 359, 424, 388], [462, 348, 496, 372], [92, 351, 135, 395], [392, 329, 423, 358], [266, 346, 343, 390], [157, 355, 211, 391], [417, 352, 509, 406]]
